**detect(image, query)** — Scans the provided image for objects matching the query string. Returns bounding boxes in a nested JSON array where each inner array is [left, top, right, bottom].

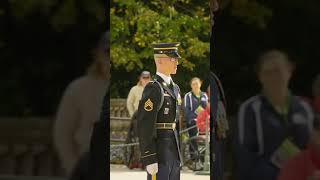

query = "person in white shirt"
[[126, 71, 151, 117]]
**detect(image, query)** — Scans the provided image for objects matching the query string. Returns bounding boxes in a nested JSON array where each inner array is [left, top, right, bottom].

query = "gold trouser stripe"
[[152, 174, 156, 180], [141, 153, 156, 158]]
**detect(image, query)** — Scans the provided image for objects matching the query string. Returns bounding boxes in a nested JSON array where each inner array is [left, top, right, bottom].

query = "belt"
[[156, 123, 176, 130]]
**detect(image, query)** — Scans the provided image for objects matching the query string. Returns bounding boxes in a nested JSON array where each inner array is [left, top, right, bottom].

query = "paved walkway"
[[110, 165, 210, 180]]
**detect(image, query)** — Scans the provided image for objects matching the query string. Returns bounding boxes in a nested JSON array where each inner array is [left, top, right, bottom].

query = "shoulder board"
[[152, 80, 164, 111]]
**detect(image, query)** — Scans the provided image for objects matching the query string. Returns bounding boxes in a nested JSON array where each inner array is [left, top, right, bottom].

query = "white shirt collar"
[[156, 72, 171, 85]]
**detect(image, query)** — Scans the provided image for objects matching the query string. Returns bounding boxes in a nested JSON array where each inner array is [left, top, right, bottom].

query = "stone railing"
[[110, 99, 131, 164], [0, 117, 63, 177], [0, 99, 131, 176], [0, 98, 190, 176]]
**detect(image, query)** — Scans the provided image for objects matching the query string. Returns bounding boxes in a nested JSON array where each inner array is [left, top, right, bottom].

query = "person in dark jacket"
[[235, 50, 314, 180], [183, 77, 208, 170]]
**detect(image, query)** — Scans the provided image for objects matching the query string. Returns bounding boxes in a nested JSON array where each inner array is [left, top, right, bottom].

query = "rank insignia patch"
[[144, 98, 153, 111]]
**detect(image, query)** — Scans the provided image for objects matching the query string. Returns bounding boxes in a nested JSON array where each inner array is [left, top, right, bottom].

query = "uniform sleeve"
[[53, 83, 79, 175], [136, 83, 161, 166], [211, 78, 219, 124], [234, 101, 277, 180], [183, 93, 193, 124], [126, 87, 136, 117]]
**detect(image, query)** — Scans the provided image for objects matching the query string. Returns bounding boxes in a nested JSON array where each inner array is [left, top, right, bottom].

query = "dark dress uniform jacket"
[[137, 75, 182, 167]]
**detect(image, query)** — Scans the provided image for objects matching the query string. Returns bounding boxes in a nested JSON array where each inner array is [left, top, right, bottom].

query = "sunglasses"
[[158, 58, 180, 65]]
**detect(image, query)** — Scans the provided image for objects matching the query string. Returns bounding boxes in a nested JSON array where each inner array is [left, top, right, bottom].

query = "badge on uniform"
[[144, 98, 153, 111], [177, 94, 182, 105], [164, 108, 169, 114], [162, 82, 167, 87]]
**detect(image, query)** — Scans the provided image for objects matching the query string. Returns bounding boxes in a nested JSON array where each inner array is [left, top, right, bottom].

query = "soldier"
[[137, 42, 183, 180]]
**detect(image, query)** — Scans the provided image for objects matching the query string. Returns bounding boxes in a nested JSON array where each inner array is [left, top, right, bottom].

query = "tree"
[[110, 0, 210, 97]]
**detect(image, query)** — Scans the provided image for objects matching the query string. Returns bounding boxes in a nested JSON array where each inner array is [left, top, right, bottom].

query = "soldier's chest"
[[157, 89, 177, 121]]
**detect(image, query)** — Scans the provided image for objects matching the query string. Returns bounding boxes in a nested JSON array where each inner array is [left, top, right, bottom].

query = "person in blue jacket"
[[183, 77, 209, 170], [235, 50, 314, 180]]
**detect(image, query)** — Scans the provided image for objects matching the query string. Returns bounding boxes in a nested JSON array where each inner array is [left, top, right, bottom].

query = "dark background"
[[0, 0, 106, 116], [213, 0, 320, 115]]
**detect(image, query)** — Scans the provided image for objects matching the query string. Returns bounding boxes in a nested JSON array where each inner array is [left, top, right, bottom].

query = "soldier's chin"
[[171, 69, 177, 74]]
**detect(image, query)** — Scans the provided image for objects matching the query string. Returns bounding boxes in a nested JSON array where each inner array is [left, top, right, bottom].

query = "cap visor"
[[166, 52, 181, 58]]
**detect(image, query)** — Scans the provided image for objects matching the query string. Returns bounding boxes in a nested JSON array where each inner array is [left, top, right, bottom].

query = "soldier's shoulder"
[[144, 81, 161, 92], [174, 83, 181, 91]]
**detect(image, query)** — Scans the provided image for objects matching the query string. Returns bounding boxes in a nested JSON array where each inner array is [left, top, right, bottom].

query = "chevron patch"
[[144, 98, 153, 111]]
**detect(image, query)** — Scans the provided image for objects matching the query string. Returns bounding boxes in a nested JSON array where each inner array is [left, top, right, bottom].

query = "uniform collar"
[[156, 72, 172, 85]]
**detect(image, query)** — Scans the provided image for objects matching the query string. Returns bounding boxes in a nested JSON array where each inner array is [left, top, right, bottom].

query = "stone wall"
[[0, 98, 189, 176], [0, 117, 62, 176]]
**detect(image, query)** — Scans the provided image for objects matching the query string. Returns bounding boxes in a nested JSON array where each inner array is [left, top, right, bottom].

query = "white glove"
[[146, 163, 158, 175]]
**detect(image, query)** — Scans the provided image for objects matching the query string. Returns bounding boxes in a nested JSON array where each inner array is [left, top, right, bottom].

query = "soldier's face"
[[161, 57, 178, 75], [169, 58, 178, 74]]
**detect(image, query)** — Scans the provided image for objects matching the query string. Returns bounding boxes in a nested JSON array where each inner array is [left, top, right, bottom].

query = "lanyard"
[[281, 93, 291, 124], [192, 92, 201, 103], [280, 93, 293, 140]]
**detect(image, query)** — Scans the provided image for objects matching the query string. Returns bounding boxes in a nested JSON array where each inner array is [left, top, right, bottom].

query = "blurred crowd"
[[48, 26, 319, 180], [234, 50, 320, 180]]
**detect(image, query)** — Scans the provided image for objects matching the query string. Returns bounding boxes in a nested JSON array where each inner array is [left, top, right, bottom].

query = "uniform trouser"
[[147, 161, 180, 180], [187, 120, 199, 160], [147, 131, 181, 180], [212, 138, 225, 180]]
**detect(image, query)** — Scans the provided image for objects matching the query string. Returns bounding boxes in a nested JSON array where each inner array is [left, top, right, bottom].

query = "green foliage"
[[110, 0, 210, 97], [7, 0, 105, 31], [111, 0, 210, 70], [230, 0, 273, 29]]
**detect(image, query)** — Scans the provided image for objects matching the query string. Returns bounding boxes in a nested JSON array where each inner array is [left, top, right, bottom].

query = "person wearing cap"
[[137, 42, 183, 180], [125, 71, 151, 169], [127, 71, 152, 117]]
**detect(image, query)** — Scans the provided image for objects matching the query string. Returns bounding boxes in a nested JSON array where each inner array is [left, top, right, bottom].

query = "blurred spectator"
[[183, 77, 208, 170], [126, 71, 151, 117], [196, 85, 210, 133], [124, 71, 151, 169], [278, 113, 320, 180], [53, 31, 109, 176], [235, 50, 314, 180], [210, 71, 228, 180], [312, 74, 320, 113], [82, 31, 109, 180]]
